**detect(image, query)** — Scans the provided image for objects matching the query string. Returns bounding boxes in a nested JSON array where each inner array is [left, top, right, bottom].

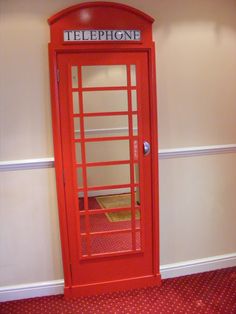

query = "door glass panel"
[[69, 60, 144, 259], [78, 192, 104, 211], [134, 164, 140, 185], [72, 92, 80, 114], [75, 143, 82, 164], [77, 168, 83, 188], [82, 208, 140, 234], [83, 90, 128, 113], [81, 211, 132, 233], [131, 90, 137, 111], [71, 66, 78, 88], [86, 140, 130, 163], [96, 193, 132, 210], [130, 65, 136, 86], [82, 65, 127, 87], [74, 118, 81, 139], [84, 115, 128, 138], [87, 164, 130, 186], [78, 188, 132, 212], [132, 115, 138, 135], [135, 209, 141, 228]]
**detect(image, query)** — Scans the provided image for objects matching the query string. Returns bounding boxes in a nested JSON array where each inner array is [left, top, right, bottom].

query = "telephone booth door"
[[48, 2, 160, 297]]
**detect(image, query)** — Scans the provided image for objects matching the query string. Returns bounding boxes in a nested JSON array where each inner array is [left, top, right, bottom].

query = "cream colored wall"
[[160, 153, 236, 264], [0, 169, 63, 285], [1, 0, 236, 287]]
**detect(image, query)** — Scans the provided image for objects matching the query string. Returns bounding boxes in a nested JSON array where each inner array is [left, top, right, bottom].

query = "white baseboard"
[[1, 253, 236, 302], [0, 279, 64, 302], [160, 252, 236, 279]]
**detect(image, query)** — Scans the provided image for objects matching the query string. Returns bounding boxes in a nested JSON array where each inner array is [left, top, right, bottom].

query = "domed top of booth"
[[48, 2, 154, 46]]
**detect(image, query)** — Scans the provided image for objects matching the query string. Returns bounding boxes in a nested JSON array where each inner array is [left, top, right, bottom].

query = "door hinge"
[[56, 69, 60, 83]]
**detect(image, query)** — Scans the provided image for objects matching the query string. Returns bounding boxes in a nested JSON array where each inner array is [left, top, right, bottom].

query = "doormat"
[[96, 194, 140, 222]]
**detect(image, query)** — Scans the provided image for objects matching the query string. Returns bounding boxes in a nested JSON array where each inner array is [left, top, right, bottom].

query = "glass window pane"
[[78, 188, 131, 212], [86, 140, 130, 163], [96, 193, 131, 209], [130, 65, 136, 86], [81, 210, 132, 233], [83, 90, 128, 113], [72, 92, 80, 114], [82, 65, 127, 87], [84, 115, 129, 138], [87, 164, 130, 186], [77, 168, 83, 188], [134, 164, 140, 185], [79, 194, 108, 213], [75, 143, 82, 164], [71, 66, 78, 88], [132, 115, 138, 136], [135, 209, 141, 228], [131, 90, 137, 111], [74, 118, 81, 139]]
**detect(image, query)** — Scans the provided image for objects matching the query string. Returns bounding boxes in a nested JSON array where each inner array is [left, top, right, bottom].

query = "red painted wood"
[[48, 2, 154, 25], [48, 2, 160, 297], [75, 135, 133, 142], [73, 111, 137, 117], [48, 48, 72, 290], [78, 183, 139, 192], [73, 86, 136, 92], [80, 206, 141, 216], [64, 275, 161, 297]]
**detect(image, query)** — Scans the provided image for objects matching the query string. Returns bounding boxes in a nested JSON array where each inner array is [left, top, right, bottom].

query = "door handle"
[[143, 141, 150, 156]]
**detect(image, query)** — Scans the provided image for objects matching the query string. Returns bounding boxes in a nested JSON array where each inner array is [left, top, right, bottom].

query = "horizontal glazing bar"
[[81, 228, 140, 237], [79, 206, 140, 215], [81, 249, 142, 260], [73, 111, 138, 117], [78, 160, 131, 167], [75, 135, 138, 143], [78, 183, 139, 192], [77, 160, 138, 167], [72, 86, 137, 92]]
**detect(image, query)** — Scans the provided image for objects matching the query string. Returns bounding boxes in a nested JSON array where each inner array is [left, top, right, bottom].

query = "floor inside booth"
[[78, 194, 141, 255]]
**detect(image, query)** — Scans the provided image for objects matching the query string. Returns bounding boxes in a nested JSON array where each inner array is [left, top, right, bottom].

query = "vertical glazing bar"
[[78, 65, 91, 256], [67, 65, 83, 259], [127, 64, 136, 251]]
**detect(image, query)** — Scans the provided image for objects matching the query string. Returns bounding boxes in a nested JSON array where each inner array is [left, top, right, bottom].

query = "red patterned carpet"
[[1, 267, 236, 313]]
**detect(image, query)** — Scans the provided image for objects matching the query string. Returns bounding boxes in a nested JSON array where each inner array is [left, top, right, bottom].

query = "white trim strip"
[[159, 144, 236, 159], [1, 144, 236, 171], [0, 158, 54, 172], [0, 253, 235, 302]]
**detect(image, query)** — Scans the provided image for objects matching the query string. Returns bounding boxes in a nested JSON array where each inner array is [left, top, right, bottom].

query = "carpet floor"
[[1, 267, 236, 313]]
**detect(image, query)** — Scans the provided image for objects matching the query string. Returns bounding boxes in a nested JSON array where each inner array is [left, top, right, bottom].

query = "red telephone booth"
[[48, 2, 160, 297]]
